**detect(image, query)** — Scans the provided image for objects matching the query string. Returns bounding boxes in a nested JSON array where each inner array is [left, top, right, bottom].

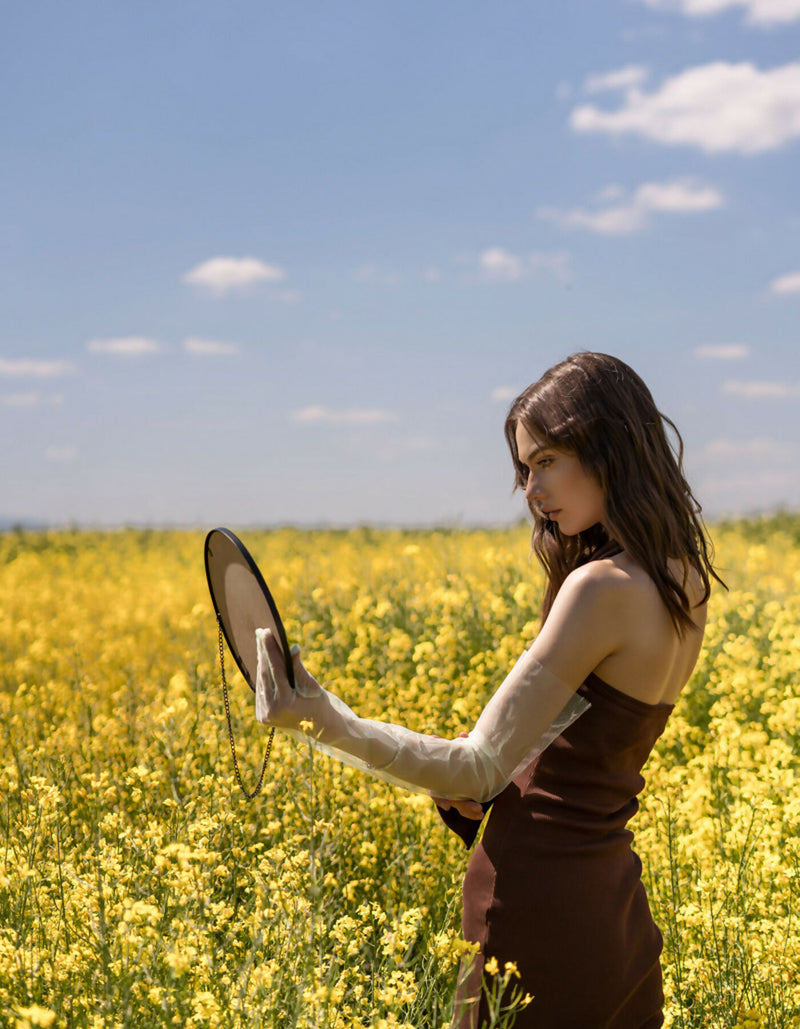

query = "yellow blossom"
[[14, 1008, 56, 1029], [0, 520, 798, 1027]]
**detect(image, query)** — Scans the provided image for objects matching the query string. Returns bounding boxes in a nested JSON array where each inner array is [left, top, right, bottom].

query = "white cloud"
[[539, 203, 643, 235], [585, 65, 649, 94], [571, 61, 800, 154], [694, 343, 750, 359], [2, 392, 64, 407], [182, 256, 286, 296], [0, 358, 73, 378], [722, 379, 800, 398], [87, 336, 161, 356], [633, 0, 800, 26], [480, 248, 523, 281], [770, 271, 800, 294], [290, 406, 398, 425], [691, 433, 800, 511], [694, 436, 796, 461], [491, 386, 520, 403], [538, 178, 723, 235], [697, 469, 800, 508], [636, 180, 724, 212], [477, 247, 571, 284], [183, 337, 239, 356]]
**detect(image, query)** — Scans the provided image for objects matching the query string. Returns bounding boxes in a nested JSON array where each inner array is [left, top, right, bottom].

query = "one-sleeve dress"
[[450, 671, 673, 1029]]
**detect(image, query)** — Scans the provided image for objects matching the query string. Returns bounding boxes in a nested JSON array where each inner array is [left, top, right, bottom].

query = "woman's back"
[[580, 553, 707, 707]]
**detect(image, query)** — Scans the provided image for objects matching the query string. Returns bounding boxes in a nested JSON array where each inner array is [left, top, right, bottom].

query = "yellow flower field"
[[1, 517, 798, 1028]]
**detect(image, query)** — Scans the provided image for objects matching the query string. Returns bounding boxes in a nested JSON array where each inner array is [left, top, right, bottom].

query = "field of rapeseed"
[[1, 517, 798, 1029]]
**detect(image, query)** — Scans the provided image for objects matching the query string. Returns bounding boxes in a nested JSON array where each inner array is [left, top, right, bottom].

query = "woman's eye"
[[537, 457, 553, 468]]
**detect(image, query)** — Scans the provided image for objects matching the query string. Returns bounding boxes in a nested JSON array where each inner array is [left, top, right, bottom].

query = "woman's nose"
[[525, 470, 543, 501]]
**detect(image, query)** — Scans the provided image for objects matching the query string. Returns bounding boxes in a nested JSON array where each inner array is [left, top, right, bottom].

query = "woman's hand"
[[432, 732, 484, 819], [255, 628, 322, 728], [433, 796, 485, 820]]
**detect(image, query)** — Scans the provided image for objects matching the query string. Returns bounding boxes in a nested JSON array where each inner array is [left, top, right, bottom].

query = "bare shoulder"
[[557, 554, 645, 609], [537, 553, 708, 702], [559, 552, 707, 612], [551, 555, 669, 647], [531, 558, 634, 687]]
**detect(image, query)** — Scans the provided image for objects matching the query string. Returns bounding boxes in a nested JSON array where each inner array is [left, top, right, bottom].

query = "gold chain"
[[218, 617, 273, 799]]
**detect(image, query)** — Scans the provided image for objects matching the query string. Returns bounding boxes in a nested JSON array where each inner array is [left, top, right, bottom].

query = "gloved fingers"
[[288, 641, 324, 698], [262, 629, 291, 691], [254, 629, 274, 723], [255, 628, 296, 723]]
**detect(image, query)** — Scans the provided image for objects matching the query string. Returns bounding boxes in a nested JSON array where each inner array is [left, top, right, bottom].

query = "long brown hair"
[[504, 352, 723, 634]]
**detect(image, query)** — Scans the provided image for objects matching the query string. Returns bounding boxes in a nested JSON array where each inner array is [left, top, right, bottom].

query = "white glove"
[[255, 628, 589, 803]]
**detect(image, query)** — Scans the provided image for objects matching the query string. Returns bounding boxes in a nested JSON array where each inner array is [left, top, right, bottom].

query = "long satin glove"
[[255, 628, 589, 804]]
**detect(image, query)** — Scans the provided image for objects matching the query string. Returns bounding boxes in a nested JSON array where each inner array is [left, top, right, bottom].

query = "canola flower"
[[0, 518, 798, 1028]]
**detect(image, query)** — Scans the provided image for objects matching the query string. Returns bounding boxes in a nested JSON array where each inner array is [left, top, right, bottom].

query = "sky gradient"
[[2, 0, 799, 529]]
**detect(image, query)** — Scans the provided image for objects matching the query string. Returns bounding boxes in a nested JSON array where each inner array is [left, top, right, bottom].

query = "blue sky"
[[2, 0, 799, 528]]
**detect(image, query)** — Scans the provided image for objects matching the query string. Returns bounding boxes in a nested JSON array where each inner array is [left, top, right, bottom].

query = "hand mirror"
[[204, 527, 296, 693]]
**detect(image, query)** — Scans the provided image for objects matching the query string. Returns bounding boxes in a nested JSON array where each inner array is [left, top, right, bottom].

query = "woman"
[[255, 352, 720, 1027]]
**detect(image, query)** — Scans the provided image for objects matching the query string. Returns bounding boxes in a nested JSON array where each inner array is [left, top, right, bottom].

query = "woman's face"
[[515, 421, 606, 536]]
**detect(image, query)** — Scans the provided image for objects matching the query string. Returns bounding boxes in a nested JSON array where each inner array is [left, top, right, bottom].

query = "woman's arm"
[[255, 563, 622, 803]]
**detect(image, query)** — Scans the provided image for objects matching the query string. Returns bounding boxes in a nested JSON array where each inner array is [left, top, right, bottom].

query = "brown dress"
[[452, 672, 672, 1029]]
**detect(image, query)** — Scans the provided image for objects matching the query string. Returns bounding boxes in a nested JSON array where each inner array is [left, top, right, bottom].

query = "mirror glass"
[[204, 529, 295, 692]]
